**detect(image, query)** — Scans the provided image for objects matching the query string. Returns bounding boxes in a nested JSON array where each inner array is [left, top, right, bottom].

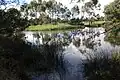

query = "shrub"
[[23, 43, 62, 74], [0, 35, 62, 79], [84, 52, 120, 80]]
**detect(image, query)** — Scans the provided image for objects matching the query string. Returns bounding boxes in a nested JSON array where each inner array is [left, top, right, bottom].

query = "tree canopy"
[[104, 0, 120, 21]]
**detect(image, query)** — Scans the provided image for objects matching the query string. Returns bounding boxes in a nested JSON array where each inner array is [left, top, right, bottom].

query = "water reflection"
[[23, 27, 120, 80], [23, 27, 120, 52]]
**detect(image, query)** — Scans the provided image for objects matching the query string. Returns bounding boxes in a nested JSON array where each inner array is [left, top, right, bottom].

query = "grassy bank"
[[26, 21, 105, 31], [26, 23, 84, 31], [84, 21, 105, 27]]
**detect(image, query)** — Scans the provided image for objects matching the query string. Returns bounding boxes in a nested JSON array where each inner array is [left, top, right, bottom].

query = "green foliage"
[[106, 34, 120, 45], [0, 35, 33, 80], [0, 8, 29, 34], [103, 0, 120, 45], [82, 0, 101, 26], [104, 0, 120, 21], [0, 56, 30, 80], [20, 0, 71, 25], [0, 34, 62, 79], [84, 52, 120, 80], [71, 5, 79, 17], [68, 18, 84, 25], [104, 22, 120, 45]]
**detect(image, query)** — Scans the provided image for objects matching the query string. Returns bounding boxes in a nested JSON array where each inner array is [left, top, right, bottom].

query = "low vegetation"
[[104, 22, 120, 45], [26, 23, 84, 31], [84, 21, 105, 27], [26, 21, 105, 31], [0, 35, 62, 79], [106, 33, 120, 45], [84, 52, 120, 80]]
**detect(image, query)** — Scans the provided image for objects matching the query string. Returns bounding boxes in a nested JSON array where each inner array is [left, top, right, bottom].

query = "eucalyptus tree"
[[45, 0, 67, 23], [20, 0, 46, 19], [104, 0, 120, 38], [20, 0, 70, 24], [104, 0, 120, 21], [20, 3, 29, 18], [71, 5, 80, 18], [63, 8, 71, 20], [56, 5, 72, 22], [45, 0, 55, 23], [45, 0, 71, 23], [71, 0, 98, 4], [27, 0, 39, 19], [71, 0, 100, 18], [20, 1, 37, 18], [81, 0, 101, 25]]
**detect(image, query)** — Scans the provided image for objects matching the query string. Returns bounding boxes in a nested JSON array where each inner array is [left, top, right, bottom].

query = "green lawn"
[[26, 24, 58, 31], [26, 23, 84, 31], [84, 21, 105, 26], [26, 21, 105, 31]]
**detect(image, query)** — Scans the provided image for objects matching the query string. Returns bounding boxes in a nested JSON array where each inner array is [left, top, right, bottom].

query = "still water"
[[23, 27, 120, 80]]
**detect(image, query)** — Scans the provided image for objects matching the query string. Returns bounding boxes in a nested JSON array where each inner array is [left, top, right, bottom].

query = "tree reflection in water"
[[23, 27, 105, 51], [23, 27, 120, 80]]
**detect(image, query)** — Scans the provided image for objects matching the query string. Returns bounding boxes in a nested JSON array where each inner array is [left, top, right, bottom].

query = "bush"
[[104, 22, 120, 45], [23, 43, 62, 74], [84, 52, 120, 80], [68, 18, 84, 25], [0, 35, 62, 79], [0, 56, 30, 80]]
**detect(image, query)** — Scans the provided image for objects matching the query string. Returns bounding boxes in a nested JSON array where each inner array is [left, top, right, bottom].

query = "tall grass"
[[84, 52, 120, 80]]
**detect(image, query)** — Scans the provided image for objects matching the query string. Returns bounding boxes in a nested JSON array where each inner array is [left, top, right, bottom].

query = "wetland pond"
[[23, 27, 120, 80]]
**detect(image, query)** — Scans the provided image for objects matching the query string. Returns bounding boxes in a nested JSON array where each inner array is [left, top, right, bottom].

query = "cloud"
[[24, 0, 32, 3]]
